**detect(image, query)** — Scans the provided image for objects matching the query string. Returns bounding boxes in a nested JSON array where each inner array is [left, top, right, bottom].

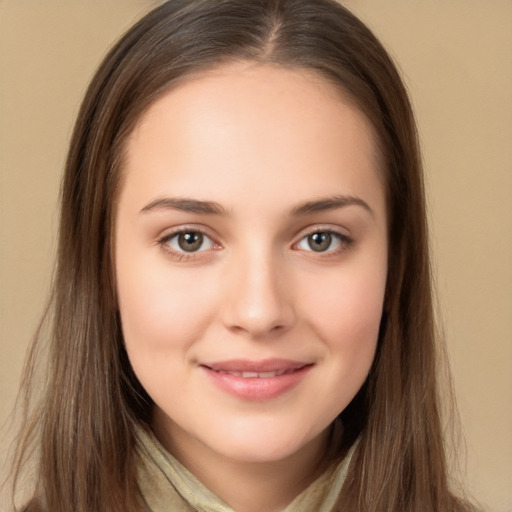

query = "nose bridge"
[[222, 241, 294, 336]]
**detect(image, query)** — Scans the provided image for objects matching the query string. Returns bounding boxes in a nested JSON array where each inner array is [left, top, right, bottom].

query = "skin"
[[115, 63, 388, 512]]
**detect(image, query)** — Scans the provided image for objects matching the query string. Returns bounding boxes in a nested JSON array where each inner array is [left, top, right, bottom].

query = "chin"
[[201, 419, 324, 464], [213, 440, 305, 464]]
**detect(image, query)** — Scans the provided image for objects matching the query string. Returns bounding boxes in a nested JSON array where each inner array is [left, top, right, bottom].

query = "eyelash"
[[157, 227, 218, 262], [157, 227, 353, 261], [293, 229, 353, 257]]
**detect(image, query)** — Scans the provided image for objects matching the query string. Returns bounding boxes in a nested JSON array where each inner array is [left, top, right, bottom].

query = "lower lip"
[[201, 365, 312, 401]]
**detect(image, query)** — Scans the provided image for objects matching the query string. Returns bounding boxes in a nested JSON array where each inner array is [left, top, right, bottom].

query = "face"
[[115, 63, 388, 466]]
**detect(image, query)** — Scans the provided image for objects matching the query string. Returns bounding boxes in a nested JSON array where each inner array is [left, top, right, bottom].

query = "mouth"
[[209, 368, 299, 378], [199, 359, 313, 400], [201, 358, 310, 375]]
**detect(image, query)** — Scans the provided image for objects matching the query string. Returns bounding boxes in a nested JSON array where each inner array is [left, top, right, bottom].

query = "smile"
[[200, 359, 313, 400], [212, 369, 295, 378]]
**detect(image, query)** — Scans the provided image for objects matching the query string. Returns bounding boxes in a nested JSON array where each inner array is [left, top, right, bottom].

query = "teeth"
[[258, 371, 279, 378], [216, 369, 290, 378]]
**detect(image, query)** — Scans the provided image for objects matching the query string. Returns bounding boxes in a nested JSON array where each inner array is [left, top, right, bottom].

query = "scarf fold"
[[135, 426, 357, 512]]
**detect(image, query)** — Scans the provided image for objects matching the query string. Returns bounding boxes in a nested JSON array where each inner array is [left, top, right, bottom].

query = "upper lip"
[[201, 359, 311, 373]]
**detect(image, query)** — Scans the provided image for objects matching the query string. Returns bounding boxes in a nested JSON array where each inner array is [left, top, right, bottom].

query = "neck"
[[153, 419, 331, 512]]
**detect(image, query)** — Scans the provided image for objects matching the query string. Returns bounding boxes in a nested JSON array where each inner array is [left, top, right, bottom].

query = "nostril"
[[220, 267, 296, 336]]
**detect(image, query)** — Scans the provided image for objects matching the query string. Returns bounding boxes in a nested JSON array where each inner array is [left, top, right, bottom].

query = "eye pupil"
[[308, 232, 331, 252], [178, 232, 203, 252]]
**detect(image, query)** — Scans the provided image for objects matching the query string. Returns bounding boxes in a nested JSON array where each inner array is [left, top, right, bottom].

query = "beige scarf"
[[135, 426, 357, 512]]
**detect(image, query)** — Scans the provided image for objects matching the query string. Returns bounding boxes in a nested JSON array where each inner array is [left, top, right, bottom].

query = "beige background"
[[0, 1, 511, 510]]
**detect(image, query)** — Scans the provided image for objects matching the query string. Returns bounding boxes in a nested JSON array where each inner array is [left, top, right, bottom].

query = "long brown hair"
[[10, 1, 477, 510]]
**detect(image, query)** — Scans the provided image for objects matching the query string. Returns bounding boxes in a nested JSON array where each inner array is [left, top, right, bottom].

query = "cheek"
[[301, 254, 387, 374], [116, 253, 218, 364], [117, 265, 222, 411], [310, 259, 385, 330]]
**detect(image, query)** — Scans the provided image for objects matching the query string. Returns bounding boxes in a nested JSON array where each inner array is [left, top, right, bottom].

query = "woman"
[[10, 0, 479, 510]]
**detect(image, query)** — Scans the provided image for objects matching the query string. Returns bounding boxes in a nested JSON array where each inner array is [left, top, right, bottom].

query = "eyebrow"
[[140, 197, 228, 215], [290, 195, 373, 217], [140, 194, 372, 217]]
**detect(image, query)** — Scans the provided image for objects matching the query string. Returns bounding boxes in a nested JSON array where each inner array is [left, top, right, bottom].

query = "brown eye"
[[178, 232, 204, 252], [164, 231, 215, 253], [296, 230, 350, 254], [307, 232, 333, 252]]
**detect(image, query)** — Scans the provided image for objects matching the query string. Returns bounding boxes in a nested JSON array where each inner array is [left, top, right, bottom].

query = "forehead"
[[120, 63, 385, 216]]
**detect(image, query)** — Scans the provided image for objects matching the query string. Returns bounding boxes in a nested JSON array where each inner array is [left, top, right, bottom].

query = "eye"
[[296, 231, 349, 253], [163, 230, 215, 253]]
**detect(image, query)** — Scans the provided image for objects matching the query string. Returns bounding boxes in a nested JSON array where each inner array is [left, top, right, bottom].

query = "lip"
[[200, 359, 313, 401]]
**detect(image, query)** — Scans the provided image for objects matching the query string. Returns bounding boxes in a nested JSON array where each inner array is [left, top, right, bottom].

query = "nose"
[[221, 248, 296, 338]]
